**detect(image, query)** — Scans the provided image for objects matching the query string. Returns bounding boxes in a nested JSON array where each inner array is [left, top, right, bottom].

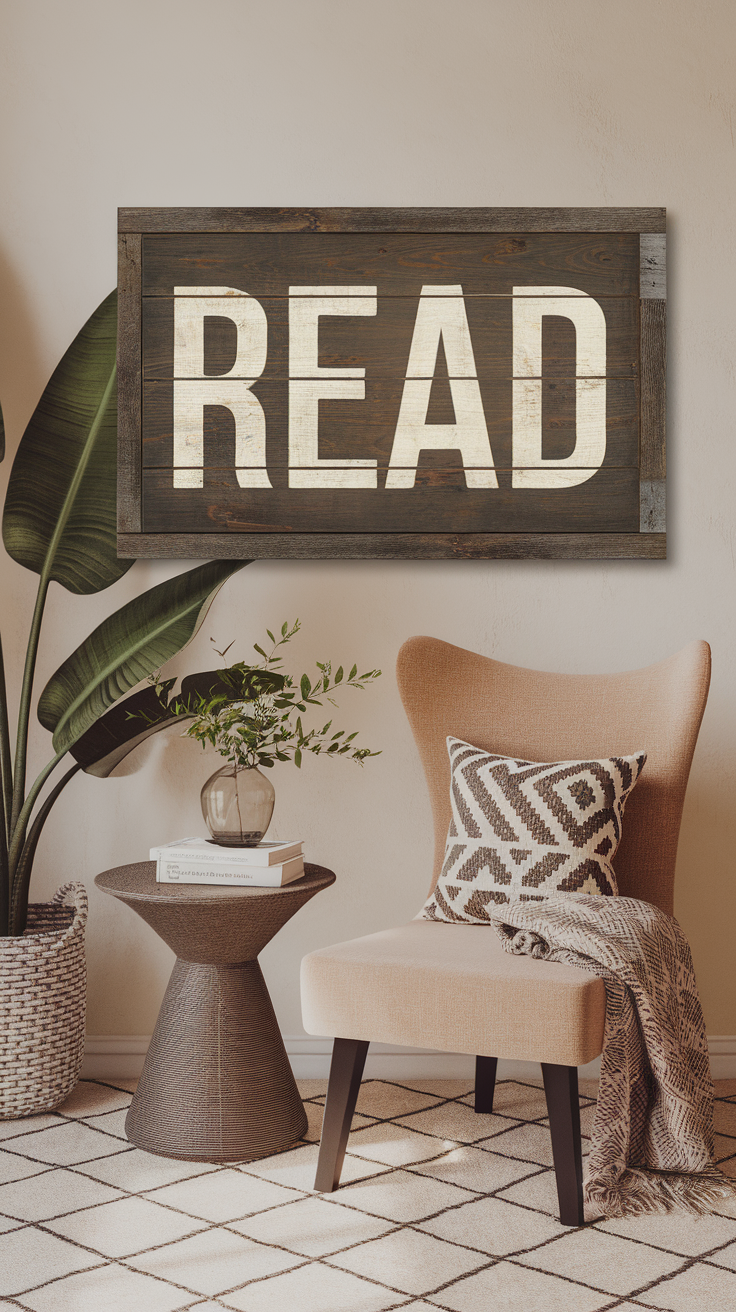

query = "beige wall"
[[1, 0, 734, 1040]]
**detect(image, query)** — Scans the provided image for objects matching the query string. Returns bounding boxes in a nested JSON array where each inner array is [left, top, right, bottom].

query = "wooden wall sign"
[[117, 208, 665, 559]]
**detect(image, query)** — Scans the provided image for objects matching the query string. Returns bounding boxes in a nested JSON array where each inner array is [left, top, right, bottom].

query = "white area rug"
[[0, 1076, 734, 1310]]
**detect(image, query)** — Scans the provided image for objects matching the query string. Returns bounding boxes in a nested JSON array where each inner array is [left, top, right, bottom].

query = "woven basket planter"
[[0, 882, 87, 1119]]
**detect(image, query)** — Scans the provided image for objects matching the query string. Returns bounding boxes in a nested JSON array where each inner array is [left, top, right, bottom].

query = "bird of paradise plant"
[[0, 291, 249, 935]]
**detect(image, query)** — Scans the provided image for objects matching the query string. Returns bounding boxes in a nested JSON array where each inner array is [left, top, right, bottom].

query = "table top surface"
[[95, 861, 336, 904]]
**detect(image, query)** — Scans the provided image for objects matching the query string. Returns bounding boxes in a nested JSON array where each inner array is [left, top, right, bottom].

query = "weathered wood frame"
[[117, 207, 666, 560]]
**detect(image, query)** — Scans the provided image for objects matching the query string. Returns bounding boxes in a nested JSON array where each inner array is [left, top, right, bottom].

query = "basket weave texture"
[[0, 882, 87, 1119]]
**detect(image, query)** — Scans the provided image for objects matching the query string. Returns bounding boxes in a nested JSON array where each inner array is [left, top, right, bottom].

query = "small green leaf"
[[335, 666, 343, 684], [349, 664, 357, 680], [294, 747, 302, 768], [300, 674, 311, 699], [253, 644, 268, 659], [281, 621, 288, 636], [266, 630, 275, 644]]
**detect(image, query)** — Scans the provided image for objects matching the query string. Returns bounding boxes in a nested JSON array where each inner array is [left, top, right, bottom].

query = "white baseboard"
[[708, 1036, 736, 1080], [82, 1034, 736, 1083], [82, 1036, 151, 1081]]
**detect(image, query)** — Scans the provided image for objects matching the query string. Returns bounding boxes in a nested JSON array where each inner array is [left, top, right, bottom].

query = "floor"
[[0, 1077, 734, 1311]]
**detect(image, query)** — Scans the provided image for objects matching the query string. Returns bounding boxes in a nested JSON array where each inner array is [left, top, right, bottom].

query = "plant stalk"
[[0, 636, 11, 933], [8, 751, 67, 893], [10, 363, 117, 833], [8, 760, 81, 936], [0, 825, 7, 937], [10, 576, 49, 834], [0, 634, 13, 840]]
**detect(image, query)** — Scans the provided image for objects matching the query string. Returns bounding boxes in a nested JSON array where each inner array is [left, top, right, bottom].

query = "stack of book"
[[149, 837, 305, 887]]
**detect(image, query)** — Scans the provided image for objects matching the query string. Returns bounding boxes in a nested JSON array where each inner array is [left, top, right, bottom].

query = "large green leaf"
[[37, 560, 249, 754], [72, 665, 285, 777], [3, 290, 131, 594]]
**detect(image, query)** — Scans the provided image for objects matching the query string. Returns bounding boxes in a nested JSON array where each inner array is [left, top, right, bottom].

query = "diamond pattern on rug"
[[0, 1076, 734, 1309]]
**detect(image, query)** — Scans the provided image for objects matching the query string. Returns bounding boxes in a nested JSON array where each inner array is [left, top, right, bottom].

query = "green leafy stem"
[[146, 620, 382, 773]]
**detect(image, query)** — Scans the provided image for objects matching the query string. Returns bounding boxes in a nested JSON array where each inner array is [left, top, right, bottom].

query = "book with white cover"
[[149, 837, 303, 866], [155, 853, 305, 887]]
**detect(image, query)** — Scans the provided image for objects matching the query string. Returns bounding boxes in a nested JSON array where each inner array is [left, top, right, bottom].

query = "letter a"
[[386, 287, 497, 489]]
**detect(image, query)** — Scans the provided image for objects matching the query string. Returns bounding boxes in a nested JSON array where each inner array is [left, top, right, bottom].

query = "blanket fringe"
[[585, 1165, 736, 1219]]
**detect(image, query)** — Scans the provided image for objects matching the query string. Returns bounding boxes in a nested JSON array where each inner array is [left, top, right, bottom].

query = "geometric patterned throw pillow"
[[421, 736, 646, 924]]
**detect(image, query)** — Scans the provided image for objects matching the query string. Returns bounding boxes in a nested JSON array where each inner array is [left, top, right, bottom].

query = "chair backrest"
[[396, 637, 711, 916]]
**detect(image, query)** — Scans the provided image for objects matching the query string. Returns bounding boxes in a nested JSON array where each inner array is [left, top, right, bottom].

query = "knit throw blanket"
[[491, 894, 736, 1219]]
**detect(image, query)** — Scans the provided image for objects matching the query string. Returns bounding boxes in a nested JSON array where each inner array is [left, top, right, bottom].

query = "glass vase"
[[200, 764, 275, 847]]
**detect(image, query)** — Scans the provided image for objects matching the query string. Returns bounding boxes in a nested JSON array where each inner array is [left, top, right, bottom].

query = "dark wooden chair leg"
[[474, 1055, 498, 1113], [314, 1037, 369, 1192], [541, 1063, 585, 1226]]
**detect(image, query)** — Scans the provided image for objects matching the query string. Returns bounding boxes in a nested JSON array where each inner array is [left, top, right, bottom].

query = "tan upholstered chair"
[[301, 636, 711, 1225]]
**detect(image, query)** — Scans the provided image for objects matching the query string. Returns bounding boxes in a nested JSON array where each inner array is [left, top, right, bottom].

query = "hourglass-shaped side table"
[[95, 861, 335, 1163]]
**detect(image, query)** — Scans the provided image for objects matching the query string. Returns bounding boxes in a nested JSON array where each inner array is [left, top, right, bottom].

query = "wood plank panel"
[[117, 232, 142, 533], [118, 211, 666, 561], [142, 377, 639, 469], [120, 207, 666, 235], [640, 480, 666, 533], [640, 235, 666, 299], [118, 531, 666, 560], [141, 467, 639, 535], [142, 232, 641, 298], [141, 295, 640, 380], [640, 299, 666, 480]]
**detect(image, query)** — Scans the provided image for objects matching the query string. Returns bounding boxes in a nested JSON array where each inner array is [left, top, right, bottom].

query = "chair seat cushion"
[[301, 919, 606, 1067]]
